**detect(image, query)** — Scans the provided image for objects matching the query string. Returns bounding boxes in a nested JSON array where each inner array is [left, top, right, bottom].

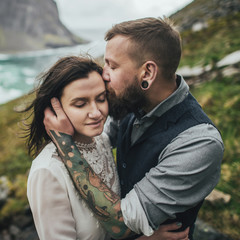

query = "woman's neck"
[[73, 133, 94, 144]]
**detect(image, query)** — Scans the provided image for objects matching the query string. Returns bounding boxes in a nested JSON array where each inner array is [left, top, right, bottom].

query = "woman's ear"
[[140, 61, 158, 90]]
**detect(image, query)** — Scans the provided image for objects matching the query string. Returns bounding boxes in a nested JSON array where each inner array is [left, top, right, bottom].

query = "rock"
[[221, 66, 240, 77], [217, 50, 240, 67], [0, 176, 10, 207], [8, 225, 20, 236], [14, 225, 39, 240], [0, 0, 86, 53], [12, 213, 33, 230], [205, 189, 231, 204], [192, 21, 208, 32], [0, 230, 11, 240], [177, 66, 205, 77], [194, 219, 233, 240]]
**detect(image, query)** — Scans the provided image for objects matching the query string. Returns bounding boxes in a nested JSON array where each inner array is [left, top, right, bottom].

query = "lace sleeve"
[[75, 133, 120, 196]]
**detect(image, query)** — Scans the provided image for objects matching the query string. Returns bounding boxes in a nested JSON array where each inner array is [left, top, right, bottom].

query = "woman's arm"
[[49, 130, 132, 239]]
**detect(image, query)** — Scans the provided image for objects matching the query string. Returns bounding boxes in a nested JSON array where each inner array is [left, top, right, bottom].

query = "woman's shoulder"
[[95, 132, 111, 147], [28, 142, 69, 189], [28, 142, 62, 175]]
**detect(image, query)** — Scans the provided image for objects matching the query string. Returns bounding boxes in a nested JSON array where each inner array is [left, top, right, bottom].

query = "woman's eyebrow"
[[70, 91, 106, 103], [70, 97, 87, 103], [96, 90, 106, 97]]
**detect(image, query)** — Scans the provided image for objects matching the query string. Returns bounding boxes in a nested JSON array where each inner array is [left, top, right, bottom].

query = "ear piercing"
[[141, 81, 149, 89]]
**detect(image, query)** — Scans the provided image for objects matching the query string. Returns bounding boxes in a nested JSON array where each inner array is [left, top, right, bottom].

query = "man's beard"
[[106, 78, 147, 120]]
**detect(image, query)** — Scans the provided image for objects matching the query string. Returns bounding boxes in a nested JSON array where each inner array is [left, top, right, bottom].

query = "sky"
[[55, 0, 193, 31]]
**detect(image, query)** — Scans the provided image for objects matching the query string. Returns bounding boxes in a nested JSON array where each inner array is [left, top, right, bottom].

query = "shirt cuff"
[[121, 189, 154, 236]]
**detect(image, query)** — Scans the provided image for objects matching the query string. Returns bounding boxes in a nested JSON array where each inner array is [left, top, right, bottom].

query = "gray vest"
[[116, 93, 215, 239]]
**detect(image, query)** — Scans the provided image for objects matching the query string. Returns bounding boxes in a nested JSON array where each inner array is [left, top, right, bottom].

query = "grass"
[[0, 95, 33, 179], [0, 95, 33, 224], [190, 74, 240, 240], [0, 73, 239, 239], [0, 7, 240, 238], [179, 13, 240, 67]]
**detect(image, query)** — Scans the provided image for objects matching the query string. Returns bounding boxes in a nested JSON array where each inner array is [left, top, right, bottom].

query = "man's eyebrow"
[[105, 57, 118, 66]]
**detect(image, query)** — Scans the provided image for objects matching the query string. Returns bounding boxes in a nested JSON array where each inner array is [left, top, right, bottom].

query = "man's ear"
[[140, 61, 158, 90]]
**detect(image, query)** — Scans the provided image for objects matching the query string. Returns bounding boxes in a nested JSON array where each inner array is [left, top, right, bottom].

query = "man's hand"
[[137, 223, 189, 240], [43, 98, 74, 136]]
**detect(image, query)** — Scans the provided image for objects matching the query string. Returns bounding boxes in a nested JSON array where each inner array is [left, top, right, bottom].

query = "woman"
[[24, 56, 188, 240], [24, 56, 119, 240]]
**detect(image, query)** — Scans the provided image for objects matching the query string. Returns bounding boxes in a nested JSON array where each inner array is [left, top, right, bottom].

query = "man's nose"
[[102, 66, 110, 82]]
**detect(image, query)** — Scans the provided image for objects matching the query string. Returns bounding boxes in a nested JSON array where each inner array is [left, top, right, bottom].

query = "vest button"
[[122, 163, 127, 168], [121, 180, 124, 185]]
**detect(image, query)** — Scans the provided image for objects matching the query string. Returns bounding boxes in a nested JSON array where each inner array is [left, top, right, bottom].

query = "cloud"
[[55, 0, 193, 30]]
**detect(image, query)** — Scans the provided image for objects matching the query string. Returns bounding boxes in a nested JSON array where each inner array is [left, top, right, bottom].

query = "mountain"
[[171, 0, 240, 32], [0, 0, 86, 53]]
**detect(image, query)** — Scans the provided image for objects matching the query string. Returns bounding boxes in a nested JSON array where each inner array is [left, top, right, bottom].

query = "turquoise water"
[[0, 30, 106, 104]]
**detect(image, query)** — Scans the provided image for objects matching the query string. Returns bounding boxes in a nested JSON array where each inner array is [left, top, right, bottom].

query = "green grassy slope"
[[0, 0, 240, 238], [1, 72, 239, 238], [0, 95, 32, 223], [172, 1, 240, 237], [179, 13, 240, 67], [190, 73, 240, 239]]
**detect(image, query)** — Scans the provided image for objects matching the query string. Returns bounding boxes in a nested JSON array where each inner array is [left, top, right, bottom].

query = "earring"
[[141, 81, 149, 89]]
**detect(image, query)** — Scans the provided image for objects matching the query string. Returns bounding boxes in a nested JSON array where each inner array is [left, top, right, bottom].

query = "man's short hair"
[[105, 17, 181, 80]]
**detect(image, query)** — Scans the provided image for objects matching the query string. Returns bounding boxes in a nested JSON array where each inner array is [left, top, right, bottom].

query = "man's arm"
[[133, 124, 224, 229], [44, 98, 190, 239]]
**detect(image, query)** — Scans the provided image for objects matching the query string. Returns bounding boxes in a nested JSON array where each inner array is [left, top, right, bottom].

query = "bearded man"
[[44, 17, 224, 240]]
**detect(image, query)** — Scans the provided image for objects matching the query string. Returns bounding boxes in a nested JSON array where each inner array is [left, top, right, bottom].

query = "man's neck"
[[143, 78, 177, 113]]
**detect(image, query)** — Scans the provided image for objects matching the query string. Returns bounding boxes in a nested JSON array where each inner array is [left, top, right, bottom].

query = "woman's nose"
[[88, 104, 101, 119]]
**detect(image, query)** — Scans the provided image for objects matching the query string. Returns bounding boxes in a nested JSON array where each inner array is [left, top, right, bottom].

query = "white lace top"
[[27, 132, 120, 240]]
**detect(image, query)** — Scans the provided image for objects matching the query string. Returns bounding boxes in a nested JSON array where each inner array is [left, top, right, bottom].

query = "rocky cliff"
[[171, 0, 240, 32], [0, 0, 85, 53]]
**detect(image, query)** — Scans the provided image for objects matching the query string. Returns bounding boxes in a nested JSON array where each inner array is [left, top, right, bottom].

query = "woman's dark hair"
[[22, 55, 103, 157]]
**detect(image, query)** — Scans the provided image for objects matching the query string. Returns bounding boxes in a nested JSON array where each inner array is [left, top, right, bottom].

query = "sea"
[[0, 28, 107, 105]]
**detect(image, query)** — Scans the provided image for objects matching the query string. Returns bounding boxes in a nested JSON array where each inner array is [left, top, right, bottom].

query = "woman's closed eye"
[[73, 100, 86, 108], [97, 93, 107, 103]]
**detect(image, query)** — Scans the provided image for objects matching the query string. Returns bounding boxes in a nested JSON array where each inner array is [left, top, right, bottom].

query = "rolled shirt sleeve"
[[121, 190, 154, 236], [122, 123, 224, 231]]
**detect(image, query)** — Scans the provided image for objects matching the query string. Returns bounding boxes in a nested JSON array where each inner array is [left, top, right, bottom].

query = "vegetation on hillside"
[[0, 1, 240, 239], [179, 12, 240, 67], [190, 73, 240, 239], [0, 95, 33, 225], [0, 70, 239, 239], [175, 6, 240, 238]]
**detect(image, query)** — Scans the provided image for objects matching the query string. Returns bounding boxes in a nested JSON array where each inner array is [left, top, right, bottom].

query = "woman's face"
[[60, 71, 108, 143]]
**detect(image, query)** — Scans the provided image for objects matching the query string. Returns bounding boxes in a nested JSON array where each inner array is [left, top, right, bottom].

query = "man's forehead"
[[105, 37, 132, 61]]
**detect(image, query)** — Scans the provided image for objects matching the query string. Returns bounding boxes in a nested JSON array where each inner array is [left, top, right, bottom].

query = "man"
[[44, 17, 224, 240]]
